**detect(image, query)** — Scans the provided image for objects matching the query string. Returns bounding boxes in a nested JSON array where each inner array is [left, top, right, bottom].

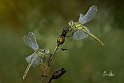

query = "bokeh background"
[[0, 0, 124, 83]]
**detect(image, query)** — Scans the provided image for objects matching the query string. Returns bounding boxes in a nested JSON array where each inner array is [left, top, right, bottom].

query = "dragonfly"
[[23, 32, 49, 79], [68, 5, 104, 45]]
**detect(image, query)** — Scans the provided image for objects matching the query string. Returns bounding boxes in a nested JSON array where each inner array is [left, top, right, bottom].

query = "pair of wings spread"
[[72, 5, 97, 40], [23, 5, 97, 66], [23, 32, 42, 79], [23, 5, 98, 79], [23, 32, 43, 66]]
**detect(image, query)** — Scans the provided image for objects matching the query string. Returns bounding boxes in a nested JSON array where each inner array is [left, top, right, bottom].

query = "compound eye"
[[68, 20, 74, 26], [44, 48, 49, 54]]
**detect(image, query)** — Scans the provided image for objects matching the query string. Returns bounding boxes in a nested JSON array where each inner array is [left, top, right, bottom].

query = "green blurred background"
[[0, 0, 124, 83]]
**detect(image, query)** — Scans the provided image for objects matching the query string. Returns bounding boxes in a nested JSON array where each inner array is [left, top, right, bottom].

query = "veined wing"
[[26, 53, 43, 67], [23, 32, 39, 51], [78, 5, 97, 24], [73, 25, 91, 40], [23, 53, 42, 79], [78, 13, 84, 24], [73, 29, 88, 40]]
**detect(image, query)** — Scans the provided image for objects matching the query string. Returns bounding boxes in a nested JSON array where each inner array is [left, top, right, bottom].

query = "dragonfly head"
[[68, 20, 74, 27], [43, 48, 49, 54]]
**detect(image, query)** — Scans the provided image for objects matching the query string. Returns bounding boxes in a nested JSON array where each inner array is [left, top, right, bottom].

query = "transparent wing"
[[23, 32, 39, 51], [73, 29, 88, 40], [26, 53, 43, 67], [78, 13, 84, 24], [23, 53, 42, 79], [73, 26, 91, 40], [78, 5, 97, 24]]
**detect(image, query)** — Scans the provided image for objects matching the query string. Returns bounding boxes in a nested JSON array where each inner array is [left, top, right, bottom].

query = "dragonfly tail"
[[89, 33, 104, 45], [23, 63, 32, 79], [81, 28, 104, 45], [48, 46, 59, 66], [23, 56, 36, 79]]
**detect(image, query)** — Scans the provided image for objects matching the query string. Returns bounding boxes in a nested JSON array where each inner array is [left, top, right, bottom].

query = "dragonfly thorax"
[[36, 49, 49, 58], [69, 21, 83, 30], [73, 22, 83, 29]]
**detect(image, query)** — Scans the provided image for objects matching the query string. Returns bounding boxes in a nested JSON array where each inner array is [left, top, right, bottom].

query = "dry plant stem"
[[48, 45, 59, 66], [48, 78, 52, 83], [40, 65, 51, 83], [41, 64, 49, 77], [41, 46, 59, 80]]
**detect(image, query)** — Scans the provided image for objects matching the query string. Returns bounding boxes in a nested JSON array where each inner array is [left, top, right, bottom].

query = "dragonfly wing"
[[23, 53, 37, 79], [23, 53, 43, 79], [26, 53, 43, 67], [23, 32, 39, 51], [78, 13, 84, 24], [73, 29, 88, 40], [78, 5, 97, 24]]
